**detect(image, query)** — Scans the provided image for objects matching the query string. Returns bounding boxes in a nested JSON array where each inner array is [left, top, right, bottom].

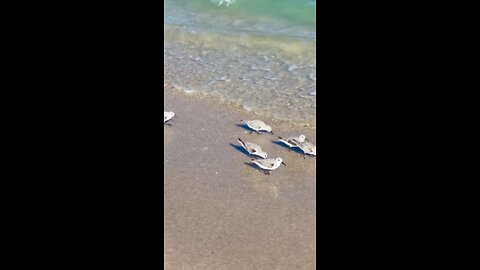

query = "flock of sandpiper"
[[164, 111, 316, 175]]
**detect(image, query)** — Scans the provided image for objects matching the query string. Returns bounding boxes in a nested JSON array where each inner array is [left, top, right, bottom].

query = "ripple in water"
[[164, 27, 316, 125], [164, 0, 316, 127]]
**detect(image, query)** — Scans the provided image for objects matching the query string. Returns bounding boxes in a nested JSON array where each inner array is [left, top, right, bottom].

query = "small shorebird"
[[278, 134, 307, 149], [295, 141, 317, 158], [237, 138, 268, 159], [251, 157, 286, 175], [164, 112, 176, 125], [241, 120, 273, 135]]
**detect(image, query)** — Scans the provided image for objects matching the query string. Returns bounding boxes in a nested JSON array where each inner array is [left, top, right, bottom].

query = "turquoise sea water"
[[165, 0, 316, 38], [164, 0, 317, 126]]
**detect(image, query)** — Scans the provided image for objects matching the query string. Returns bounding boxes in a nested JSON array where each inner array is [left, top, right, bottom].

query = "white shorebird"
[[295, 140, 317, 158], [164, 112, 176, 125], [241, 120, 273, 135], [251, 157, 286, 175], [237, 138, 268, 159], [278, 134, 308, 149]]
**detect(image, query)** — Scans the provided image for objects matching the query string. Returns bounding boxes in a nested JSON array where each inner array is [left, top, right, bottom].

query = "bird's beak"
[[282, 162, 286, 167], [270, 131, 274, 135], [174, 115, 178, 118]]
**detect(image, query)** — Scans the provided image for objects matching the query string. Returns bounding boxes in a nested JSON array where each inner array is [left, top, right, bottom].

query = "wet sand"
[[164, 86, 316, 269]]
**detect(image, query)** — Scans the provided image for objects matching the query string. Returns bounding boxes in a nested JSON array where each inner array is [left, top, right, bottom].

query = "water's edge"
[[164, 24, 316, 127]]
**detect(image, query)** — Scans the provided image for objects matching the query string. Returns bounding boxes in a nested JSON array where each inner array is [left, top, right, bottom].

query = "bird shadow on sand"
[[236, 124, 254, 132], [164, 119, 177, 127], [272, 141, 305, 155], [243, 162, 266, 174], [230, 143, 251, 157]]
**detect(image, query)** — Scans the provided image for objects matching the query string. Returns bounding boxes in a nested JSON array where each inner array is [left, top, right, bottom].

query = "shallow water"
[[164, 0, 316, 38], [164, 0, 316, 127]]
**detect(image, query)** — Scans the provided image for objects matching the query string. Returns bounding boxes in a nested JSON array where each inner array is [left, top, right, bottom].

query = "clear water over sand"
[[164, 0, 316, 127]]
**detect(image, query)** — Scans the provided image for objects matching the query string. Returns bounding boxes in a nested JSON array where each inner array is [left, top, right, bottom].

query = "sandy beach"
[[164, 86, 317, 269]]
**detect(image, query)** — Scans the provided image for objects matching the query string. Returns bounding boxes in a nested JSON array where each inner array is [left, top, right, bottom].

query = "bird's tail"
[[237, 138, 246, 147]]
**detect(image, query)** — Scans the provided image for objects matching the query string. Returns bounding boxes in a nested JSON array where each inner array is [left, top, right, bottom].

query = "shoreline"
[[164, 86, 316, 269], [165, 81, 317, 129], [164, 23, 317, 126]]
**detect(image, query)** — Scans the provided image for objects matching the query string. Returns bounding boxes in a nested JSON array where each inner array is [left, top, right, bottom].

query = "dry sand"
[[164, 86, 317, 269]]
